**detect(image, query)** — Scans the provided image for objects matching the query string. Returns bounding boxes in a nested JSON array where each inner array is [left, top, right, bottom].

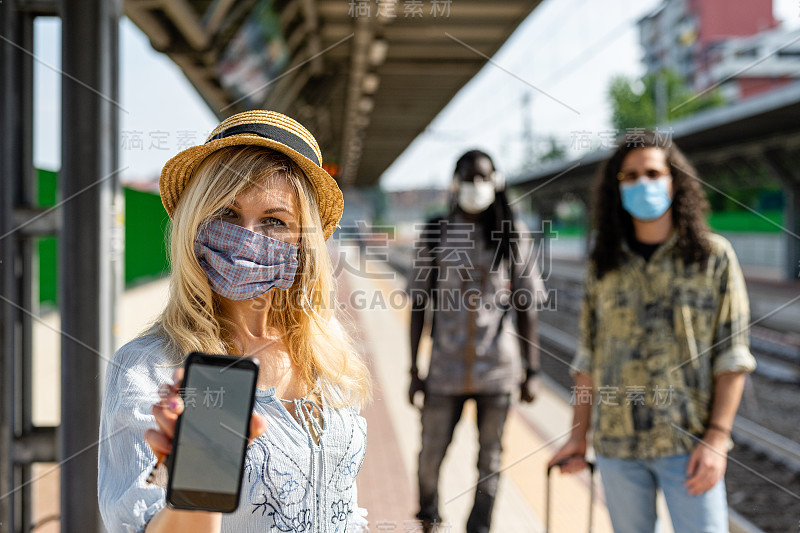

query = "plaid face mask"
[[194, 219, 299, 301]]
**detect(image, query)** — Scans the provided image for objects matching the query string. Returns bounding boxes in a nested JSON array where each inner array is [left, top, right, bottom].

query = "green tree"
[[538, 136, 567, 163], [609, 69, 726, 131]]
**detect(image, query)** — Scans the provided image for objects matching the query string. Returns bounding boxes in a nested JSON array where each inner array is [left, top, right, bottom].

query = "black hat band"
[[206, 123, 321, 167]]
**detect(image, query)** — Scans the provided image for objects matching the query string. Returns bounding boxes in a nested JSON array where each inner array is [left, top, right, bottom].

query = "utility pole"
[[655, 70, 668, 124], [522, 91, 535, 167]]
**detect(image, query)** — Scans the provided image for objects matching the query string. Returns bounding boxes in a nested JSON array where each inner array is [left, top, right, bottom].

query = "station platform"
[[338, 250, 616, 532], [28, 247, 772, 532]]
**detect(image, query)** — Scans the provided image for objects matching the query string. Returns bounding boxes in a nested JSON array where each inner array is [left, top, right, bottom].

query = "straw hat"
[[160, 110, 343, 240]]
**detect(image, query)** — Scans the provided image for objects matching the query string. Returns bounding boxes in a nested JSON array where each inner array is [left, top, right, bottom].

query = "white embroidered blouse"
[[97, 333, 368, 533]]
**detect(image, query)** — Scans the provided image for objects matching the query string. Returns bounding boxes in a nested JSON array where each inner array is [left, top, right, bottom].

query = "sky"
[[31, 0, 800, 191]]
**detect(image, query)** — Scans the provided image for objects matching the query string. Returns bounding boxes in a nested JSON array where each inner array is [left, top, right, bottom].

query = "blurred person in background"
[[548, 132, 755, 533], [408, 150, 545, 533]]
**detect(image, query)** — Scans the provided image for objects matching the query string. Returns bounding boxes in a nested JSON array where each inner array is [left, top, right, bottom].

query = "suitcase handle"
[[546, 456, 595, 533], [547, 456, 594, 476]]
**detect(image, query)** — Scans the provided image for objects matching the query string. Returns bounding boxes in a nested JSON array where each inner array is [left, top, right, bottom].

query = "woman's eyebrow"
[[262, 206, 294, 217]]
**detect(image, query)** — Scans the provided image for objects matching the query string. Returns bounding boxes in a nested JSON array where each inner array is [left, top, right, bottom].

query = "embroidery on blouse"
[[261, 503, 312, 533], [328, 414, 366, 492], [330, 499, 352, 531], [244, 397, 366, 530]]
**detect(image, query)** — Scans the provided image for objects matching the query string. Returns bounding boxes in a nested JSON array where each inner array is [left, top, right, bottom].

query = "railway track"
[[749, 325, 800, 383]]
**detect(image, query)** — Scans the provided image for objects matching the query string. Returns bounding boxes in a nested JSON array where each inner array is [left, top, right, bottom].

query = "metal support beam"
[[168, 53, 229, 116], [161, 0, 209, 50], [16, 0, 59, 15], [271, 65, 312, 113], [285, 18, 312, 53], [340, 17, 374, 185], [261, 36, 319, 113], [300, 0, 323, 75], [13, 207, 61, 236], [13, 427, 58, 464], [1, 1, 39, 530], [202, 0, 237, 38], [279, 0, 302, 29], [763, 150, 800, 280], [124, 3, 171, 51], [60, 0, 121, 531]]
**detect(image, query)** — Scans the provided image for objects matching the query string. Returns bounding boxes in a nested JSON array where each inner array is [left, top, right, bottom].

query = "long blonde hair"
[[152, 146, 371, 407]]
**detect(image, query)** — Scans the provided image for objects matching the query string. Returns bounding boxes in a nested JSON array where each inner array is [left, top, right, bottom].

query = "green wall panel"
[[36, 169, 170, 305]]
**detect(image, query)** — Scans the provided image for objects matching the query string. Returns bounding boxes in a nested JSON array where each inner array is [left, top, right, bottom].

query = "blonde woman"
[[98, 111, 371, 533]]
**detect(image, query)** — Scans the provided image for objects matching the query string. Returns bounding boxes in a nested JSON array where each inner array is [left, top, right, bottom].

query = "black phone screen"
[[167, 353, 258, 512]]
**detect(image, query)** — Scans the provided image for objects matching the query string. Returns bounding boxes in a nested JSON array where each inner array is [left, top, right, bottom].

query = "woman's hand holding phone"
[[141, 366, 267, 533], [145, 368, 268, 460]]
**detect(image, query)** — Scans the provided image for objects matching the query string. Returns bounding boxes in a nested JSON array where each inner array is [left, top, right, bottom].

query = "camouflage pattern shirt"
[[410, 213, 545, 395], [572, 232, 756, 459]]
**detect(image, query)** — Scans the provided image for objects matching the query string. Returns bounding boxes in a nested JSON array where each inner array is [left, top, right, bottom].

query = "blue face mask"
[[619, 176, 672, 221]]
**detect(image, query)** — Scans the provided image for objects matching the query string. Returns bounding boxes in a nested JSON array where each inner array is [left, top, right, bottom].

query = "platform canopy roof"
[[509, 82, 800, 205], [125, 0, 543, 187]]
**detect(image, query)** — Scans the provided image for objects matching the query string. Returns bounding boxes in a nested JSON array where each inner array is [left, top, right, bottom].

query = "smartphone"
[[166, 352, 259, 512]]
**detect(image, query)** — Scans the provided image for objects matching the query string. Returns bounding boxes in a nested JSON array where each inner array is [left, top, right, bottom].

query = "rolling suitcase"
[[546, 458, 596, 533]]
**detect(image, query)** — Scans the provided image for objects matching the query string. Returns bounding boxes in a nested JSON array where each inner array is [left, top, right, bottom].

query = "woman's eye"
[[261, 217, 286, 228], [216, 207, 236, 219]]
